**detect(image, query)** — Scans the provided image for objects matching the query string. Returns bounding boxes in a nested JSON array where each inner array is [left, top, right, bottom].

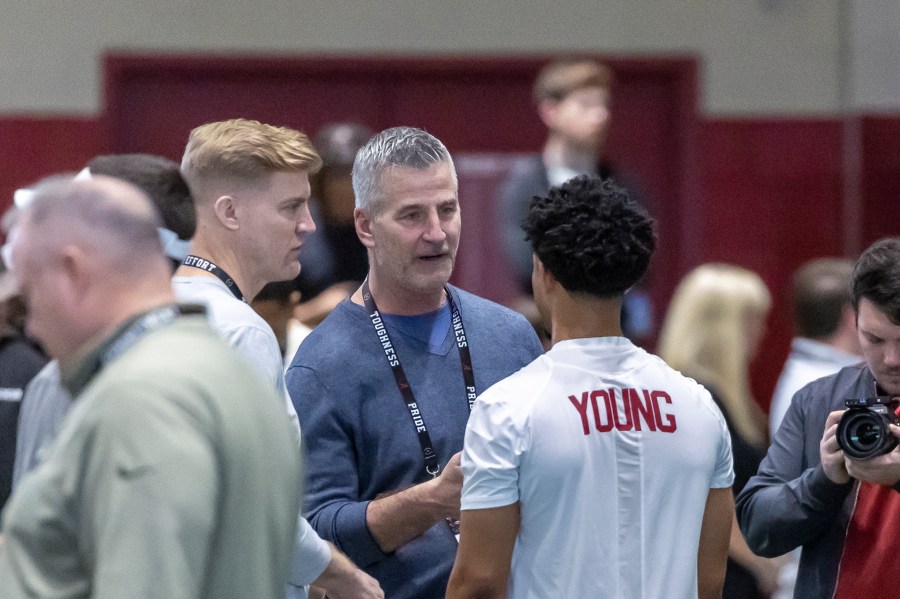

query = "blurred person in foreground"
[[11, 154, 193, 486], [0, 175, 300, 598], [447, 176, 733, 599]]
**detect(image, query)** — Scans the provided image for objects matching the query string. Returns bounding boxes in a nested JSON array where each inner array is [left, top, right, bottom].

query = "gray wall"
[[1, 0, 896, 115]]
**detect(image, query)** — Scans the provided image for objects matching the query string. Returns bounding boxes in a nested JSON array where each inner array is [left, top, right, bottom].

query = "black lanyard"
[[181, 255, 245, 302], [362, 279, 476, 478]]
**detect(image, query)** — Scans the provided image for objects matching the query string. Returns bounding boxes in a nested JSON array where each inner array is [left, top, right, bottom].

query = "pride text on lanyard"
[[362, 279, 476, 477]]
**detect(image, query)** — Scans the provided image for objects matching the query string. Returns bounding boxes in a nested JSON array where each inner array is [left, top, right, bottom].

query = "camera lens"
[[837, 410, 898, 459], [853, 422, 881, 446]]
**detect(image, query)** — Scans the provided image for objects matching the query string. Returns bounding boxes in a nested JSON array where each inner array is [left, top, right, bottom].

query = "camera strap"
[[362, 278, 476, 478], [181, 255, 246, 303]]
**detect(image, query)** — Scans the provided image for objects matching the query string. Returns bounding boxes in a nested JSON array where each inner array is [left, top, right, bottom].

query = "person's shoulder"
[[100, 317, 273, 405], [176, 278, 274, 337], [173, 276, 256, 318], [452, 287, 529, 325], [132, 315, 236, 366], [802, 362, 872, 392], [507, 154, 544, 177], [638, 352, 725, 420], [472, 354, 553, 429], [482, 351, 552, 398], [452, 288, 543, 361], [793, 363, 870, 409]]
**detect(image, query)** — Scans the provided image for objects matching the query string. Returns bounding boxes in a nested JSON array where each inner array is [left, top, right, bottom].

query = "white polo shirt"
[[461, 336, 734, 599]]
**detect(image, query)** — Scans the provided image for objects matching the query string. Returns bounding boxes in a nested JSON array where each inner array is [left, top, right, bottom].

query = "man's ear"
[[355, 207, 375, 249], [532, 253, 543, 281], [59, 244, 92, 299], [533, 255, 558, 291], [213, 195, 239, 231]]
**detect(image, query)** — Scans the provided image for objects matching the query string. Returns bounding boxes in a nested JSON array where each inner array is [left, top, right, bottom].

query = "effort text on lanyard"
[[181, 255, 246, 302]]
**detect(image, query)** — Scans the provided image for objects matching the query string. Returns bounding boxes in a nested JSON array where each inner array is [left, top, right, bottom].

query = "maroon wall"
[[696, 119, 845, 407], [1, 55, 898, 415], [0, 117, 103, 220], [862, 116, 900, 244], [99, 54, 700, 353]]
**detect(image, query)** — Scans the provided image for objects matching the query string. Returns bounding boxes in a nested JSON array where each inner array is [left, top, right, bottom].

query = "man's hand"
[[312, 544, 384, 599], [821, 410, 851, 484], [427, 452, 463, 520], [366, 451, 465, 553], [845, 423, 900, 486]]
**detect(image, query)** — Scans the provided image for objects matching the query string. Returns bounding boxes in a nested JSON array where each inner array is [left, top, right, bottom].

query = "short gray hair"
[[352, 126, 456, 213]]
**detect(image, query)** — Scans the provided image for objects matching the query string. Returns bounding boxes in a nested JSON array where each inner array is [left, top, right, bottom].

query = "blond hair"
[[658, 263, 771, 446], [181, 118, 321, 200]]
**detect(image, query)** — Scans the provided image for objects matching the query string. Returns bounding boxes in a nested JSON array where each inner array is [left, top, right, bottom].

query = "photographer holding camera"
[[736, 237, 900, 598]]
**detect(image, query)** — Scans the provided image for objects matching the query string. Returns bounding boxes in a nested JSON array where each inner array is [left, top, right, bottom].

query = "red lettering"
[[652, 391, 677, 432], [569, 388, 677, 436], [631, 389, 657, 432], [610, 388, 633, 431], [592, 390, 613, 432], [568, 392, 591, 435]]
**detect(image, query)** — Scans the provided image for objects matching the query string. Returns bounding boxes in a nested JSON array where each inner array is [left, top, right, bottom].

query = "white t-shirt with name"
[[461, 336, 734, 599]]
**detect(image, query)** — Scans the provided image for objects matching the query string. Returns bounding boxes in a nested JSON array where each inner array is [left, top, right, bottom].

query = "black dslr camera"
[[836, 397, 900, 459]]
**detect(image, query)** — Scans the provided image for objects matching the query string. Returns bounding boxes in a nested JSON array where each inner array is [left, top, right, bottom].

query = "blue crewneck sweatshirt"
[[287, 285, 543, 599]]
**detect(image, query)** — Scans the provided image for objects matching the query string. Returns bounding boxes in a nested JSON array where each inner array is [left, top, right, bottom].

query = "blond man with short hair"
[[175, 118, 382, 599]]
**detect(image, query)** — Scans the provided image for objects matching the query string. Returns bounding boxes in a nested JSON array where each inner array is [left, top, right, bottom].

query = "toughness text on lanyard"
[[181, 255, 246, 302], [362, 279, 476, 478]]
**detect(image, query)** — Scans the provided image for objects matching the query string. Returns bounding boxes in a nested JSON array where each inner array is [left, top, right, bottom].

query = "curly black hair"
[[522, 175, 656, 297]]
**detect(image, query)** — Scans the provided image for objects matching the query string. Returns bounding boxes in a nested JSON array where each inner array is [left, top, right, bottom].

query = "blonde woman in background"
[[659, 263, 783, 599]]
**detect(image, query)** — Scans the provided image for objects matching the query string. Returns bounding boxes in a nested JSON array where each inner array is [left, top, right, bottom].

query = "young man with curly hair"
[[447, 176, 734, 599]]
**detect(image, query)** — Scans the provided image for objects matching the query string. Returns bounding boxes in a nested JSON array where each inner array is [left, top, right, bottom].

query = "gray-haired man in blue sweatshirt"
[[287, 126, 544, 599]]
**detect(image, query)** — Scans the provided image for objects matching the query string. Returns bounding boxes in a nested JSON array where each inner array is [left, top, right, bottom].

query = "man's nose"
[[422, 211, 446, 243], [296, 205, 316, 235], [884, 343, 900, 366]]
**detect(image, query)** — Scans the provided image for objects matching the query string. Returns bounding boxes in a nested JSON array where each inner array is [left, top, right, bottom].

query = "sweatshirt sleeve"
[[736, 387, 853, 557], [286, 364, 389, 568]]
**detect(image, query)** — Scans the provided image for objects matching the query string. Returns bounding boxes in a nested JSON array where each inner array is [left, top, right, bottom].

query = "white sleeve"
[[287, 515, 332, 586], [460, 392, 522, 511], [711, 408, 735, 489], [228, 325, 302, 442]]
